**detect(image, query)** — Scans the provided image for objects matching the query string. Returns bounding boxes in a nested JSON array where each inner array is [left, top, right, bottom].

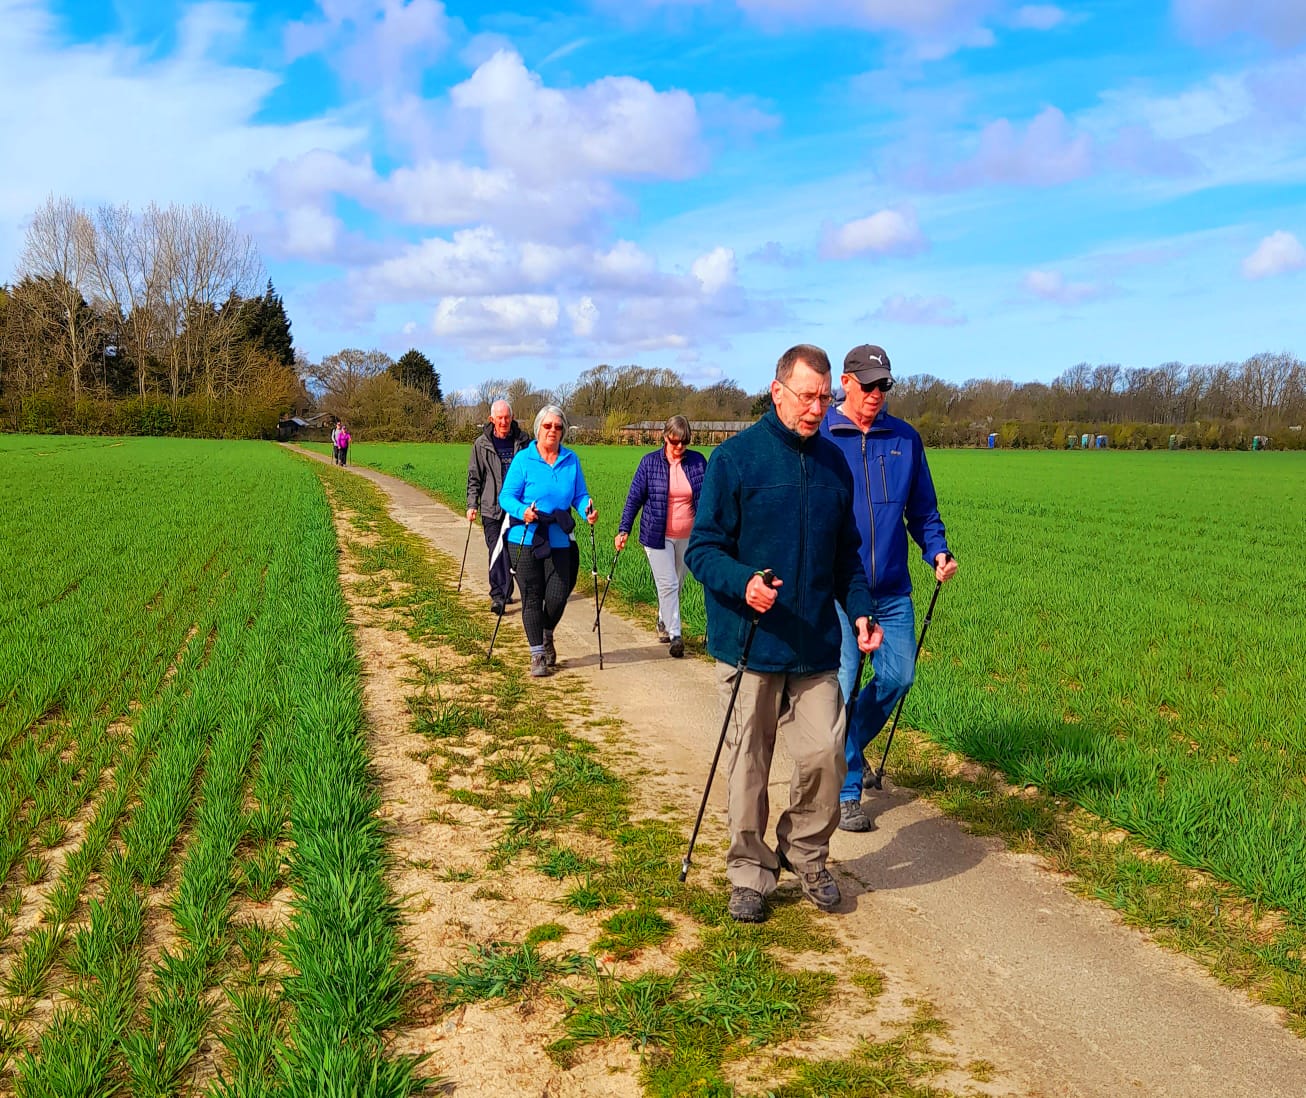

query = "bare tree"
[[18, 196, 100, 400], [155, 204, 263, 403], [307, 348, 394, 418], [87, 202, 166, 398]]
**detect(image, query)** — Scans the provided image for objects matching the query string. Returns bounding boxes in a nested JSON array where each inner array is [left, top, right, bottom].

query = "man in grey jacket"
[[466, 400, 530, 613]]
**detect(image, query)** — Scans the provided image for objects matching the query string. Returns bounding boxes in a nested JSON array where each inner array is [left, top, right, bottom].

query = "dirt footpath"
[[313, 451, 1306, 1098]]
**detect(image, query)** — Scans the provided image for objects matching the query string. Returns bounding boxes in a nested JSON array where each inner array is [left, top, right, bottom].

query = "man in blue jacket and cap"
[[821, 344, 959, 832], [688, 344, 883, 924]]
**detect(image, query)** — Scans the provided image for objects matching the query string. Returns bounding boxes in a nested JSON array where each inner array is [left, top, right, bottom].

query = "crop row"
[[0, 436, 418, 1093]]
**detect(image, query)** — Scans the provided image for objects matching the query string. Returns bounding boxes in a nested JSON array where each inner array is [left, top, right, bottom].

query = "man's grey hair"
[[490, 399, 512, 417], [775, 344, 832, 383], [533, 404, 570, 440]]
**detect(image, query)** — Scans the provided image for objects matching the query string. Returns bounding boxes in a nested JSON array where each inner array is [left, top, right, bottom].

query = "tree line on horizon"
[[3, 198, 1303, 449]]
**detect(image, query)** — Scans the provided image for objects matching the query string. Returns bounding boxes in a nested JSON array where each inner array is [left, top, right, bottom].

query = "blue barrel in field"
[[987, 433, 997, 448]]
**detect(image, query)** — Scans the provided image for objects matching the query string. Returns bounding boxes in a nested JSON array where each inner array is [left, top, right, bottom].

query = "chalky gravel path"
[[301, 447, 1306, 1098]]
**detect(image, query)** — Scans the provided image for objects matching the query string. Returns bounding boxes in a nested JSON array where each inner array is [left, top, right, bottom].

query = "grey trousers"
[[715, 663, 847, 894]]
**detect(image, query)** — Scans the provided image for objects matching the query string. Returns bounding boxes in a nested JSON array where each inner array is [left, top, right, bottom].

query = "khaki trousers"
[[715, 663, 847, 894]]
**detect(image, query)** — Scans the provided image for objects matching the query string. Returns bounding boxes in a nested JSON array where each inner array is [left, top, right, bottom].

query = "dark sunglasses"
[[856, 377, 893, 393]]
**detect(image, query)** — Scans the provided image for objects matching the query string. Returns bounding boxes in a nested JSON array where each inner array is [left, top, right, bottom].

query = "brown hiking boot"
[[727, 887, 766, 923], [778, 850, 841, 911], [529, 652, 550, 678], [838, 799, 873, 832], [796, 868, 841, 911], [542, 630, 557, 668]]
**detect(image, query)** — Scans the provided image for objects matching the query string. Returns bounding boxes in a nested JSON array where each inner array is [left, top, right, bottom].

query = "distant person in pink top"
[[615, 416, 707, 658]]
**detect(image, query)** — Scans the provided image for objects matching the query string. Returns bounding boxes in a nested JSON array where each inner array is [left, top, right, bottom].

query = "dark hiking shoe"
[[542, 631, 557, 668], [797, 868, 841, 911], [776, 851, 841, 911], [728, 887, 766, 923], [656, 618, 670, 643], [529, 653, 550, 678], [668, 637, 684, 658], [838, 799, 873, 832]]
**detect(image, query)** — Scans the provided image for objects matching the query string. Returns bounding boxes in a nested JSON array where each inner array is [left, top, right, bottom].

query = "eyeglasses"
[[540, 422, 564, 432], [775, 378, 833, 409], [851, 377, 893, 394], [665, 437, 687, 447]]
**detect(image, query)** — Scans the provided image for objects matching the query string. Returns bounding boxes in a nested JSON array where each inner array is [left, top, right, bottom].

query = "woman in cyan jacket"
[[615, 415, 706, 658], [498, 405, 597, 677]]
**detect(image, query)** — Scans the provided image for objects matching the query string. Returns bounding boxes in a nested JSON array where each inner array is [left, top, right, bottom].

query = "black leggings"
[[514, 543, 579, 646]]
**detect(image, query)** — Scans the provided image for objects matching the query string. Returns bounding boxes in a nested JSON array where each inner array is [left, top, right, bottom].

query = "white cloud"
[[569, 296, 599, 336], [433, 294, 560, 337], [692, 247, 737, 294], [749, 241, 804, 268], [821, 207, 927, 259], [451, 50, 704, 185], [873, 294, 967, 326], [1022, 269, 1112, 304], [285, 0, 454, 93], [1242, 231, 1306, 279], [0, 0, 364, 272], [698, 0, 1042, 57], [356, 227, 518, 299], [1008, 5, 1066, 30], [1173, 0, 1306, 46], [942, 106, 1094, 187]]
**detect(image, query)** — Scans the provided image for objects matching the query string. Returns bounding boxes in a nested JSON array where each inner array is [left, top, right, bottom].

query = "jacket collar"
[[761, 407, 817, 450], [483, 420, 526, 443], [825, 403, 889, 435]]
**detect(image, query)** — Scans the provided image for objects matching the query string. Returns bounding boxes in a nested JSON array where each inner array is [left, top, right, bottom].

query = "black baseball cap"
[[843, 344, 892, 384]]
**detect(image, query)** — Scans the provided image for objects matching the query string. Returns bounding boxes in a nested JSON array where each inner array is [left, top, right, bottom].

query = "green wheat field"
[[1, 432, 1303, 1090], [340, 440, 1306, 914]]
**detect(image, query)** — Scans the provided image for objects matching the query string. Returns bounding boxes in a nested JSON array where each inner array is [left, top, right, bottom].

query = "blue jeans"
[[835, 594, 916, 802]]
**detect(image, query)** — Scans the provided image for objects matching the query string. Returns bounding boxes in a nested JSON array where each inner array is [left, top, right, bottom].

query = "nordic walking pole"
[[592, 545, 622, 630], [456, 514, 474, 592], [487, 523, 529, 661], [680, 569, 774, 883], [868, 578, 943, 791], [587, 512, 603, 670]]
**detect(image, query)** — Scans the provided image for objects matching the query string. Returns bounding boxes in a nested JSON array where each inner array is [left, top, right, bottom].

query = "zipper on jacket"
[[797, 444, 808, 667], [879, 454, 889, 503], [861, 435, 876, 589]]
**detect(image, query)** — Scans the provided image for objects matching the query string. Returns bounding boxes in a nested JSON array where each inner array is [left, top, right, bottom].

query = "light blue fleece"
[[498, 441, 593, 550]]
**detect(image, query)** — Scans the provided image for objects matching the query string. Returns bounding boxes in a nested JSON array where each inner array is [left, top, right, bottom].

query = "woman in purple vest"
[[615, 416, 706, 658]]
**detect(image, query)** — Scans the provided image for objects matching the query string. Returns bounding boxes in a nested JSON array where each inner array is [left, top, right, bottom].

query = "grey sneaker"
[[668, 636, 684, 658], [656, 618, 671, 643], [542, 630, 557, 668], [727, 886, 766, 923], [529, 652, 550, 678], [838, 799, 873, 832], [796, 868, 841, 911]]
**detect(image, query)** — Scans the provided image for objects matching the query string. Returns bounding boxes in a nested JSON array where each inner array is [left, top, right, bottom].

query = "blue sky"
[[2, 0, 1304, 396]]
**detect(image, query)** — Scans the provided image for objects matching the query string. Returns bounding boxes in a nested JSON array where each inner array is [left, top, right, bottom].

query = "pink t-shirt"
[[665, 457, 695, 539]]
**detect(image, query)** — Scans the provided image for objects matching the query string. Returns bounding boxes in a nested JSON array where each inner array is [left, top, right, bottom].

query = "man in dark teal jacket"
[[687, 344, 883, 923], [820, 344, 958, 832]]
